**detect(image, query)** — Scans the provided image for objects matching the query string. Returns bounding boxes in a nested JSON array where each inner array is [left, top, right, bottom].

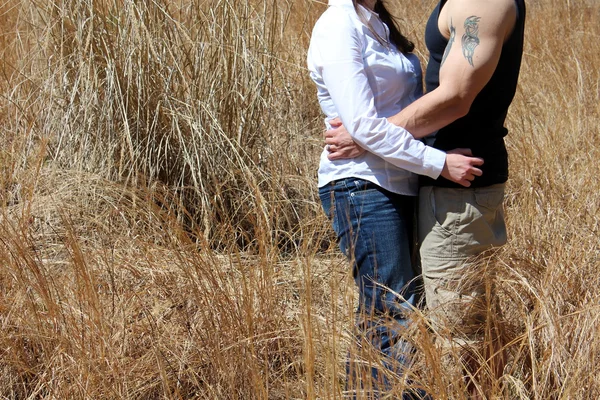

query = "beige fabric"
[[417, 184, 507, 342]]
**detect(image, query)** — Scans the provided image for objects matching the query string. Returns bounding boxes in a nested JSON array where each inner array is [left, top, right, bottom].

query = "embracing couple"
[[307, 0, 525, 398]]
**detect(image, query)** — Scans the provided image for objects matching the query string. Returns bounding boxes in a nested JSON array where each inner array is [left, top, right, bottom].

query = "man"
[[325, 0, 526, 396]]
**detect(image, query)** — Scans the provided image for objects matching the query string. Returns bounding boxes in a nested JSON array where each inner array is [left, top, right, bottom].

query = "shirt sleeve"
[[309, 9, 445, 179]]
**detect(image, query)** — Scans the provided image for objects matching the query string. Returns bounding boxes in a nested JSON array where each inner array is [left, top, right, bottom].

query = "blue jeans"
[[319, 178, 423, 397]]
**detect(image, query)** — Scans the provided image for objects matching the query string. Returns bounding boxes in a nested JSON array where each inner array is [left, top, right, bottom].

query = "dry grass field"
[[0, 0, 599, 398]]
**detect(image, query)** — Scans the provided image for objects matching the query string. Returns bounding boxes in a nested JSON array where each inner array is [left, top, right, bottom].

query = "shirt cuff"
[[422, 147, 446, 179]]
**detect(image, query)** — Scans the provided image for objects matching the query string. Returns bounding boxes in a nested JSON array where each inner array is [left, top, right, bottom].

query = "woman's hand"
[[324, 121, 483, 187], [324, 117, 366, 160], [441, 148, 484, 187]]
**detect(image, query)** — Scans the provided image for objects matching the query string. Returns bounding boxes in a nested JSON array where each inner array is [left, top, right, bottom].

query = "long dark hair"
[[353, 0, 415, 54]]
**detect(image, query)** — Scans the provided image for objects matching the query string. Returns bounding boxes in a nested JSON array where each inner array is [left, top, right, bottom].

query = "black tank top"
[[422, 0, 526, 188]]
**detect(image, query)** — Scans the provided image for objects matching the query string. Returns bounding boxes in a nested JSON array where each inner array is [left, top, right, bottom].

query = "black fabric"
[[422, 0, 526, 188]]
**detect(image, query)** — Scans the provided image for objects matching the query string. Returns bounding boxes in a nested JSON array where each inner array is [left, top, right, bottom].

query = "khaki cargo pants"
[[418, 184, 507, 343]]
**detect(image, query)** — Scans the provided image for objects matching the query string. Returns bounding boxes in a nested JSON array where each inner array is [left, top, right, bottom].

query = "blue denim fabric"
[[319, 178, 425, 398]]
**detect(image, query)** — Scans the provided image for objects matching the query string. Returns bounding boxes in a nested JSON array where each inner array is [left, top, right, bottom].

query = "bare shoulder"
[[446, 0, 516, 14], [445, 0, 517, 39]]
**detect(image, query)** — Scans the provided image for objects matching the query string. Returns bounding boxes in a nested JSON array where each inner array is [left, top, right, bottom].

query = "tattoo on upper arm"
[[441, 19, 456, 67], [462, 16, 481, 67]]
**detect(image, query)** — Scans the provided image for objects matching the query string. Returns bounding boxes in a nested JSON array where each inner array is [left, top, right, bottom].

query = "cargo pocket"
[[419, 187, 457, 259]]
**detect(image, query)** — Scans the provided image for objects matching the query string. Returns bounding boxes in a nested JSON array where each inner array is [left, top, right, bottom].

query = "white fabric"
[[307, 0, 446, 195]]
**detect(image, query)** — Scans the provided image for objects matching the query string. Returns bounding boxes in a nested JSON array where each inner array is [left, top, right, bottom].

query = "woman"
[[307, 0, 480, 395]]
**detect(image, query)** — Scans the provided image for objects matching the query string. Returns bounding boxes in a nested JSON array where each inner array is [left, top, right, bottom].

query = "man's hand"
[[324, 117, 366, 160], [323, 119, 483, 187], [441, 148, 484, 187]]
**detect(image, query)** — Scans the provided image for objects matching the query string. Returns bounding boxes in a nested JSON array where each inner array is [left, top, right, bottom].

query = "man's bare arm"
[[387, 0, 517, 138], [326, 119, 485, 187], [325, 0, 517, 186], [326, 0, 518, 153]]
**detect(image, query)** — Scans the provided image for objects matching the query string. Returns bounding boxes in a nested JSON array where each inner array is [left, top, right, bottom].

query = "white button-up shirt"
[[307, 0, 446, 195]]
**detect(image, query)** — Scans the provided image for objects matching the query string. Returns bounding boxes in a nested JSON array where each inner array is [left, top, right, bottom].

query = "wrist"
[[423, 147, 446, 179]]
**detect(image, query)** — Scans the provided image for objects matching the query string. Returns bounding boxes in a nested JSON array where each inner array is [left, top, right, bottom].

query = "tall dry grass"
[[0, 0, 599, 398], [2, 0, 325, 251]]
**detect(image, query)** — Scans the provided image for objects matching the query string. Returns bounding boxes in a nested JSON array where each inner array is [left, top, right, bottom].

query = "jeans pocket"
[[347, 179, 380, 196], [347, 181, 392, 222]]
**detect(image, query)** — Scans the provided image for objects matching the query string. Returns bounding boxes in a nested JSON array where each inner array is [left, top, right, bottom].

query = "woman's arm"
[[324, 119, 483, 187], [308, 7, 446, 179]]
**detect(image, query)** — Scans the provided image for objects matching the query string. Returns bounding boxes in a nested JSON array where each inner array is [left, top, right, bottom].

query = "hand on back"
[[324, 117, 366, 160], [324, 120, 484, 187], [441, 148, 484, 187]]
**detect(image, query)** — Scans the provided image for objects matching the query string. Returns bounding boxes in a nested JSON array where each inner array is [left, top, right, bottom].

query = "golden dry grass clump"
[[0, 0, 599, 399]]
